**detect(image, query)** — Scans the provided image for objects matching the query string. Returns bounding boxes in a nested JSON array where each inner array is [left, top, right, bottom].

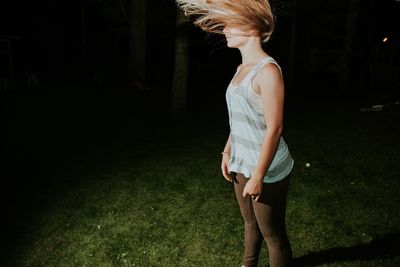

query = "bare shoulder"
[[258, 63, 282, 82], [253, 63, 283, 93]]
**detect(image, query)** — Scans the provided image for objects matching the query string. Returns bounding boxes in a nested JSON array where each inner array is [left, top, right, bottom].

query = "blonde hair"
[[175, 0, 275, 43]]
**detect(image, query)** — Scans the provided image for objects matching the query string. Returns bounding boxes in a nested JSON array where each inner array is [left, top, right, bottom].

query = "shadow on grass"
[[293, 232, 400, 266]]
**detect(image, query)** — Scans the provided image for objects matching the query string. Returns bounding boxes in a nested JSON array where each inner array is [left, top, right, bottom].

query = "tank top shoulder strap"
[[249, 56, 282, 79]]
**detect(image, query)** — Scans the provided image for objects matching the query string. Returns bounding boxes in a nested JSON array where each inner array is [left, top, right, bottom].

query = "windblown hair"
[[175, 0, 275, 43]]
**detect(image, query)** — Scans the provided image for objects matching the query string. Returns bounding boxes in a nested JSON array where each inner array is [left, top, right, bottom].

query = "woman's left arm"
[[242, 63, 284, 200]]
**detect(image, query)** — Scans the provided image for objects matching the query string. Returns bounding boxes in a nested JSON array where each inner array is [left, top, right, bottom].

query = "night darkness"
[[1, 0, 400, 265]]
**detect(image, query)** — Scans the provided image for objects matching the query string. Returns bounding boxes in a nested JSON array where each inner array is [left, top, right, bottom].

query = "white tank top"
[[230, 56, 282, 115], [225, 56, 294, 183]]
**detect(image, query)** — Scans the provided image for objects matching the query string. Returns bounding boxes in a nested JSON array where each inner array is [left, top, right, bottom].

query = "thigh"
[[233, 172, 254, 221], [252, 174, 291, 233], [259, 173, 291, 207]]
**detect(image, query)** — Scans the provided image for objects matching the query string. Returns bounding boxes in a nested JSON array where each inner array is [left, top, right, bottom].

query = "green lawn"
[[4, 97, 400, 266]]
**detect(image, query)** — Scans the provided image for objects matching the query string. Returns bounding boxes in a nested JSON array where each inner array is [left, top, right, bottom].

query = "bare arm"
[[252, 63, 284, 181], [242, 63, 284, 199], [221, 133, 233, 182]]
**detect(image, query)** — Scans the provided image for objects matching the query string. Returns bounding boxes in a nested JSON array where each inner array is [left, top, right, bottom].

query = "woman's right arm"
[[221, 133, 233, 182]]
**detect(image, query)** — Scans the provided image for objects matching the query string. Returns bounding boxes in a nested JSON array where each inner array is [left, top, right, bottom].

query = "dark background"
[[1, 0, 399, 256], [1, 0, 399, 96]]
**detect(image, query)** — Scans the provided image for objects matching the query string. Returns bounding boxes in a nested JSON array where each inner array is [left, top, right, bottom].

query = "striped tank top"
[[225, 56, 294, 183]]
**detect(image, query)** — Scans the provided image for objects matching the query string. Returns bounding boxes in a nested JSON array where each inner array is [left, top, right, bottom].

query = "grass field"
[[3, 93, 400, 266]]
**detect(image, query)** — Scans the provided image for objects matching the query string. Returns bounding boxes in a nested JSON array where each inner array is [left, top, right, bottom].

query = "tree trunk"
[[339, 0, 359, 93], [126, 0, 146, 88], [171, 8, 189, 113]]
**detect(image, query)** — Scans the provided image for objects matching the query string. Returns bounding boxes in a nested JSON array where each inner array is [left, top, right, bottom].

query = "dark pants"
[[233, 172, 293, 267]]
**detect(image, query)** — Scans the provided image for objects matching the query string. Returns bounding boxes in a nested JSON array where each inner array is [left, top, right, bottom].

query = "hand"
[[221, 154, 233, 182], [243, 178, 263, 201]]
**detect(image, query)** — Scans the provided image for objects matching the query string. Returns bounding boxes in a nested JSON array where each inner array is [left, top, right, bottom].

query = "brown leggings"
[[233, 172, 293, 267]]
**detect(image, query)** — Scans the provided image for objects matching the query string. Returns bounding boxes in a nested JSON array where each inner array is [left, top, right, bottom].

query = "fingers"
[[223, 173, 232, 182], [243, 192, 260, 200], [221, 164, 233, 182], [224, 166, 232, 182], [246, 194, 260, 201], [242, 179, 262, 200], [243, 189, 260, 201]]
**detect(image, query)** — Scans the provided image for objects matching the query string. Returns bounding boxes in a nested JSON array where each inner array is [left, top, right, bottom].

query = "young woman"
[[176, 1, 295, 266]]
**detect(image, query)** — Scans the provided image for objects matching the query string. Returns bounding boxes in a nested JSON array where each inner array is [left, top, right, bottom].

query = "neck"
[[238, 38, 268, 65]]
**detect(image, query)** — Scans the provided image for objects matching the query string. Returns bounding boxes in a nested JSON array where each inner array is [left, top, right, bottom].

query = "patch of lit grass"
[[6, 100, 400, 266]]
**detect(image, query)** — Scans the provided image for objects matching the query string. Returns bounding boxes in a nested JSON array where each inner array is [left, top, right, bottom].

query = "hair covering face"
[[176, 0, 275, 43]]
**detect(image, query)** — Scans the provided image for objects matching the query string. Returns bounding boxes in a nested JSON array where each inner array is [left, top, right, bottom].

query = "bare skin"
[[221, 25, 285, 202]]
